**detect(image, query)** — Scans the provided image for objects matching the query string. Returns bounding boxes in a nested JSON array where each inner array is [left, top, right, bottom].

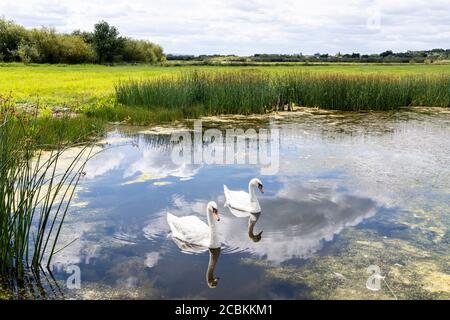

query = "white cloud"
[[1, 0, 449, 55]]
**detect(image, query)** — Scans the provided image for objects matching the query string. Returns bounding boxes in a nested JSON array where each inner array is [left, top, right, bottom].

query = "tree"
[[92, 21, 124, 63], [380, 50, 393, 57], [72, 30, 94, 44], [0, 18, 28, 61]]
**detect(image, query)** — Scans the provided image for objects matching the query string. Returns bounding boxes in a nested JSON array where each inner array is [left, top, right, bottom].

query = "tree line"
[[251, 50, 450, 63], [0, 18, 165, 64], [167, 49, 450, 64]]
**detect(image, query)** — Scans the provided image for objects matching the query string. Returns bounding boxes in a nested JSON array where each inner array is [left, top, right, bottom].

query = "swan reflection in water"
[[225, 202, 264, 243], [153, 183, 378, 289], [227, 206, 264, 243], [166, 201, 222, 288], [224, 178, 265, 243], [170, 237, 222, 288], [248, 212, 263, 243], [206, 248, 221, 288], [167, 208, 261, 289]]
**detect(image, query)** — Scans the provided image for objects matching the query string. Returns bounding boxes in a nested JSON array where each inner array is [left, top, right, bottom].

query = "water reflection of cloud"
[[123, 148, 201, 184], [221, 183, 377, 263], [48, 219, 103, 269], [273, 116, 450, 209], [85, 150, 127, 179], [142, 185, 377, 264]]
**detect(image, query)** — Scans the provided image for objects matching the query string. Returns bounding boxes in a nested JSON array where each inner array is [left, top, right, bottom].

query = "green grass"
[[85, 103, 194, 125], [1, 62, 450, 109], [116, 71, 450, 113], [1, 62, 450, 125], [32, 115, 105, 147]]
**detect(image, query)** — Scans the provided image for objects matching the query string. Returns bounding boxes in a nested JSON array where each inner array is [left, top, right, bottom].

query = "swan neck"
[[249, 181, 257, 202], [248, 218, 256, 237], [247, 213, 260, 236], [207, 248, 221, 287], [207, 210, 219, 248]]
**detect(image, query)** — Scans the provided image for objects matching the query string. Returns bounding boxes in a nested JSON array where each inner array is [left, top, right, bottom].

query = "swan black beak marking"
[[213, 208, 220, 221], [258, 184, 264, 193]]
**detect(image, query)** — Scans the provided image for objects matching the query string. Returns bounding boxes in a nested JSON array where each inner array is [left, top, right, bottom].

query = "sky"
[[1, 0, 449, 55]]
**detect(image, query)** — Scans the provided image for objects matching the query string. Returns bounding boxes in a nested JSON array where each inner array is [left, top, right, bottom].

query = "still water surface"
[[6, 108, 450, 299]]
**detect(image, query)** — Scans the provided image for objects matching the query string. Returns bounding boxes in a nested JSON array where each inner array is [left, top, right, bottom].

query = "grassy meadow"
[[0, 63, 450, 125], [2, 62, 450, 108], [0, 62, 449, 125]]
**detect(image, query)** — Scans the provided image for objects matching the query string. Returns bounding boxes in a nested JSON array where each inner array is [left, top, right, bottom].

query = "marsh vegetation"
[[116, 71, 450, 114], [0, 95, 101, 277]]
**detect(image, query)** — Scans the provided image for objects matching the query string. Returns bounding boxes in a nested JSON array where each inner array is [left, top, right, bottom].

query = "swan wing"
[[171, 237, 209, 253], [167, 213, 209, 245], [223, 185, 231, 206], [224, 189, 260, 213], [227, 206, 253, 218]]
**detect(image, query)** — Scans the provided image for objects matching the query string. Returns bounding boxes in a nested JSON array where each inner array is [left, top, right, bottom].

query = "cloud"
[[1, 0, 449, 55]]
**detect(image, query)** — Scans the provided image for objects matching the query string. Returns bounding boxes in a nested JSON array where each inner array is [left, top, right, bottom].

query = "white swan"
[[224, 178, 264, 214], [167, 201, 221, 249]]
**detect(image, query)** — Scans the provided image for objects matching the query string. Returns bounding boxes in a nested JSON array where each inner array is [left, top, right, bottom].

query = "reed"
[[0, 94, 98, 275], [116, 71, 450, 113]]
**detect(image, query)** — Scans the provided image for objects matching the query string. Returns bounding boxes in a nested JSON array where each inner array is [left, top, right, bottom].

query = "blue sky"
[[1, 0, 449, 55]]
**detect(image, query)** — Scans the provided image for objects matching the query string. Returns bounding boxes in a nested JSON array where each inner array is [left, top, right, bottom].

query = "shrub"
[[17, 42, 40, 64], [0, 18, 28, 62], [121, 38, 165, 63], [27, 27, 63, 63], [1, 18, 165, 64], [59, 35, 96, 64]]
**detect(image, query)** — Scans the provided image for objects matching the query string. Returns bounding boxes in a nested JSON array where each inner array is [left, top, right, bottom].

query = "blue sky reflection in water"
[[41, 108, 449, 299]]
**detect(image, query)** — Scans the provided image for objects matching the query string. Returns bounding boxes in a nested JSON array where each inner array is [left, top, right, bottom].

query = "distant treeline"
[[167, 50, 450, 64], [0, 18, 165, 64]]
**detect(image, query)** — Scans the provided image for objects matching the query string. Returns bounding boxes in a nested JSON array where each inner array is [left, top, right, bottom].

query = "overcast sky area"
[[1, 0, 449, 55]]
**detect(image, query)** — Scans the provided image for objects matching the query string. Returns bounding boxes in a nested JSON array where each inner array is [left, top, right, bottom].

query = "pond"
[[3, 107, 449, 299]]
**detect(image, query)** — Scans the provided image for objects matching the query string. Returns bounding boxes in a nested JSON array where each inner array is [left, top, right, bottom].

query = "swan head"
[[250, 178, 264, 194], [208, 277, 219, 288], [207, 201, 220, 221], [250, 231, 263, 243]]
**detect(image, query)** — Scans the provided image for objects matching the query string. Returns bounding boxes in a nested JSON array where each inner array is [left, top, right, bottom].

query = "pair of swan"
[[166, 178, 264, 288], [166, 178, 264, 249]]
